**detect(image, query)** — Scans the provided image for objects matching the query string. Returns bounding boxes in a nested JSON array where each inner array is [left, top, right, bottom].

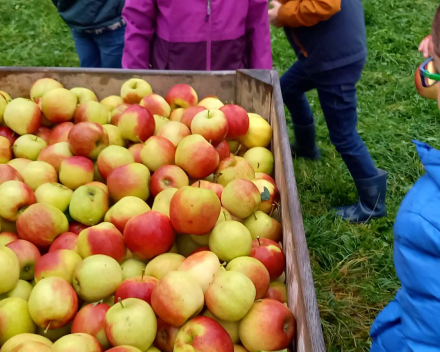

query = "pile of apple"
[[0, 77, 295, 352]]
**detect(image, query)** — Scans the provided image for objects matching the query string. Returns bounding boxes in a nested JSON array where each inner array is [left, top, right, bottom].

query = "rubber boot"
[[290, 123, 321, 160], [335, 169, 387, 223]]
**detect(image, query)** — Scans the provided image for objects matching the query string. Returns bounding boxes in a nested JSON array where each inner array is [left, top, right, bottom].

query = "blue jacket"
[[371, 141, 440, 351], [284, 0, 367, 73]]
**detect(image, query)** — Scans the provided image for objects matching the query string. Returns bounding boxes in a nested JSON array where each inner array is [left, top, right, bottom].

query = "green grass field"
[[1, 0, 439, 350]]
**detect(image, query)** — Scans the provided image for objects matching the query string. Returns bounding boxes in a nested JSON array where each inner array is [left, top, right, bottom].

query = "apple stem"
[[257, 162, 260, 169], [269, 206, 275, 217], [253, 212, 257, 220], [44, 322, 51, 334], [141, 269, 145, 280], [257, 236, 261, 246], [209, 139, 212, 145], [118, 297, 124, 308], [235, 144, 242, 156], [89, 219, 94, 226], [223, 211, 227, 221], [198, 181, 201, 188]]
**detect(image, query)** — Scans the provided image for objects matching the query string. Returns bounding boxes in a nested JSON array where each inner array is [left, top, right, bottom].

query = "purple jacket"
[[122, 0, 273, 71]]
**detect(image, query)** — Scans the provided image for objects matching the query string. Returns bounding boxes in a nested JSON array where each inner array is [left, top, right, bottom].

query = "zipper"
[[206, 0, 212, 70]]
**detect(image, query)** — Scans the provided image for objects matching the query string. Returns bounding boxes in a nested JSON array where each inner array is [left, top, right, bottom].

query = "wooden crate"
[[0, 67, 326, 352]]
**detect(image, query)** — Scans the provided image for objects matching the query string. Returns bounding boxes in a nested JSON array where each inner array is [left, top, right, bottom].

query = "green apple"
[[12, 135, 47, 161], [145, 253, 185, 280], [69, 185, 109, 226], [21, 161, 57, 191], [176, 234, 202, 257], [178, 251, 221, 292], [209, 221, 252, 262], [243, 211, 282, 242], [0, 280, 33, 301], [243, 147, 274, 174], [221, 179, 261, 219], [121, 258, 146, 280], [35, 183, 73, 213], [0, 298, 36, 345], [151, 188, 178, 218], [0, 246, 20, 294], [103, 124, 125, 146]]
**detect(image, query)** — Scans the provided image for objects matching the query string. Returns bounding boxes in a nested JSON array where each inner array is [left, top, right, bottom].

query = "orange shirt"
[[278, 0, 342, 27]]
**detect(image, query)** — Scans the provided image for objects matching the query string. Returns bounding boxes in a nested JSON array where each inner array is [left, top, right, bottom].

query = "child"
[[121, 0, 272, 70], [269, 0, 386, 222], [370, 7, 440, 351], [52, 0, 126, 68]]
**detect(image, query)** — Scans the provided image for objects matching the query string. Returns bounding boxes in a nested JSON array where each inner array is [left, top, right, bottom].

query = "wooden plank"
[[0, 67, 236, 102]]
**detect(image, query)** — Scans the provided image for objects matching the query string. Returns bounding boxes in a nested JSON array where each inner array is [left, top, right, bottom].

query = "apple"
[[110, 104, 130, 126], [170, 186, 221, 235], [7, 341, 51, 351], [174, 316, 234, 352], [13, 135, 47, 161], [150, 165, 188, 197], [191, 109, 228, 144], [34, 249, 82, 284], [240, 113, 272, 148], [243, 147, 274, 174], [21, 161, 57, 191], [105, 196, 150, 232], [101, 95, 124, 111], [73, 254, 122, 302], [169, 108, 185, 122], [114, 274, 157, 305], [7, 159, 31, 176], [180, 106, 206, 128], [156, 121, 190, 147], [215, 140, 230, 161], [118, 105, 155, 142], [128, 143, 143, 163], [252, 179, 279, 214], [153, 115, 170, 135], [52, 333, 102, 352], [0, 126, 18, 145], [152, 188, 178, 217], [165, 84, 198, 109], [71, 303, 110, 350], [175, 135, 219, 179], [264, 282, 287, 303], [121, 258, 145, 280], [0, 232, 19, 246], [30, 78, 63, 103], [6, 240, 41, 280], [28, 277, 78, 330], [191, 180, 223, 200], [226, 256, 270, 299], [178, 251, 221, 292], [4, 98, 42, 135], [49, 122, 74, 145], [0, 96, 6, 126], [205, 271, 256, 321], [70, 87, 98, 104], [151, 271, 204, 327], [243, 211, 282, 242], [107, 163, 151, 202], [140, 136, 176, 172], [103, 124, 125, 146], [0, 298, 36, 345], [35, 183, 73, 213], [215, 156, 255, 186], [209, 220, 252, 262], [37, 142, 73, 172], [190, 246, 209, 256], [77, 222, 126, 263], [239, 299, 295, 351], [0, 280, 33, 301], [0, 180, 36, 221], [203, 310, 240, 344], [0, 165, 23, 186], [41, 88, 77, 123], [0, 136, 12, 164], [93, 162, 105, 182], [68, 222, 88, 235], [250, 238, 285, 280], [140, 94, 171, 117], [36, 127, 51, 145], [154, 317, 179, 352], [97, 146, 134, 179], [17, 203, 68, 248], [220, 105, 249, 139], [221, 179, 261, 219], [85, 180, 109, 195], [106, 347, 142, 352], [191, 207, 232, 245], [144, 253, 185, 280], [121, 78, 153, 104], [67, 122, 109, 160], [0, 247, 20, 294], [69, 185, 109, 226], [254, 172, 276, 187], [0, 333, 52, 352], [48, 232, 79, 253], [35, 322, 71, 341], [197, 97, 224, 110], [74, 101, 109, 125], [59, 156, 94, 190]]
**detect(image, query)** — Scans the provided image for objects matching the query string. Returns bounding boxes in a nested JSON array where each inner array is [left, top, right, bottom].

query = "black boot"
[[290, 123, 321, 160], [335, 169, 387, 223]]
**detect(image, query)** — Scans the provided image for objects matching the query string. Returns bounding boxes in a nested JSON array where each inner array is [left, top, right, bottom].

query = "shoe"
[[335, 169, 387, 223], [290, 123, 321, 160]]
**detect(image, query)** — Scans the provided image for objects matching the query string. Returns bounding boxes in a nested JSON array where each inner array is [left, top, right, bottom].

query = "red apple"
[[124, 211, 175, 261], [0, 126, 18, 145], [140, 94, 171, 118], [250, 238, 285, 280], [68, 122, 109, 160], [140, 136, 176, 172], [0, 164, 23, 186], [252, 178, 279, 214], [150, 165, 189, 197], [49, 232, 79, 253], [175, 135, 219, 179], [0, 180, 36, 221], [68, 222, 89, 235], [110, 103, 130, 126], [191, 109, 228, 144], [74, 101, 109, 125], [221, 179, 261, 219], [128, 143, 143, 163], [37, 142, 73, 172], [114, 275, 158, 305], [121, 78, 152, 104], [59, 156, 94, 190], [239, 299, 295, 352], [118, 105, 155, 142], [180, 106, 206, 128], [34, 249, 82, 284], [156, 121, 191, 147], [254, 172, 276, 187], [4, 98, 42, 135], [71, 303, 111, 350], [41, 88, 77, 123], [30, 78, 63, 103], [170, 186, 221, 236], [36, 127, 51, 145], [49, 122, 74, 145], [191, 180, 223, 200], [215, 156, 255, 186], [97, 145, 134, 179], [107, 163, 151, 202], [264, 281, 287, 303], [154, 317, 180, 352], [220, 105, 250, 139], [165, 84, 198, 109], [6, 239, 41, 280], [215, 140, 230, 161], [174, 316, 234, 352]]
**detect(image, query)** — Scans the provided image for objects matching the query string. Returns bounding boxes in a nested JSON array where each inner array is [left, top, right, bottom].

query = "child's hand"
[[269, 0, 283, 28], [419, 35, 433, 58]]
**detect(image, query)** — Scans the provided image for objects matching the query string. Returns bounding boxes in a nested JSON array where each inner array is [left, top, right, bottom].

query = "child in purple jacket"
[[122, 0, 273, 71]]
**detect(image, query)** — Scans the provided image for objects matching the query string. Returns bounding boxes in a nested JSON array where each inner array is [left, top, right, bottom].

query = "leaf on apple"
[[261, 186, 270, 201]]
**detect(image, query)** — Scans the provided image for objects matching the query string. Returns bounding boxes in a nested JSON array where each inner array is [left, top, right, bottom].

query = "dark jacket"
[[281, 0, 367, 73], [52, 0, 125, 31]]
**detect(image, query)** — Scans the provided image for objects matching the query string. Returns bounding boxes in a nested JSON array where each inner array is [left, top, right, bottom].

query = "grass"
[[1, 0, 439, 350]]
